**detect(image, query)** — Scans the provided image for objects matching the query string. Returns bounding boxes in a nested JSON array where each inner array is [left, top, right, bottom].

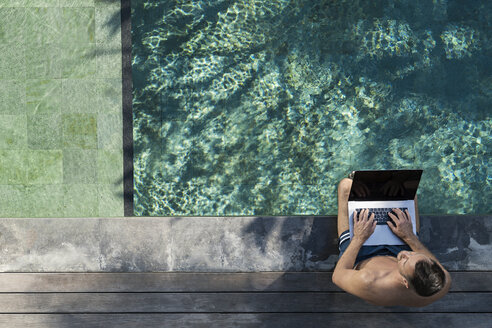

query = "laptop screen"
[[348, 170, 423, 202]]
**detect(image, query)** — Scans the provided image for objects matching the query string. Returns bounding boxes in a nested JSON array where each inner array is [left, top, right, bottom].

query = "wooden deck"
[[0, 272, 490, 327]]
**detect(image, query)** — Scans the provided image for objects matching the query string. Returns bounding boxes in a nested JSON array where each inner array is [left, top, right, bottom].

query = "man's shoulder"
[[356, 269, 379, 287], [355, 259, 396, 286]]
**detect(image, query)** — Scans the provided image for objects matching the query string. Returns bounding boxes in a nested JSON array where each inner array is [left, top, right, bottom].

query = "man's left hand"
[[353, 208, 376, 242]]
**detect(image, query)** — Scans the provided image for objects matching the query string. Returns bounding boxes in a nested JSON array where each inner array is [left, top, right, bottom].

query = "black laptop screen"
[[348, 170, 423, 202]]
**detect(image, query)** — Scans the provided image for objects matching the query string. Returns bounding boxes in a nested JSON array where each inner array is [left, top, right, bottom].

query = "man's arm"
[[332, 209, 377, 296], [332, 236, 375, 296]]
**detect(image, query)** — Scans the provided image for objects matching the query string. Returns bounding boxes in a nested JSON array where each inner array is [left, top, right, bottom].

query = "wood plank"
[[0, 292, 490, 313], [1, 313, 491, 328], [1, 272, 490, 292], [0, 272, 336, 292], [448, 272, 492, 291]]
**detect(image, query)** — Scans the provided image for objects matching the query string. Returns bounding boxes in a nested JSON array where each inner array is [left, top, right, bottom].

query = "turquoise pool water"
[[131, 0, 491, 216]]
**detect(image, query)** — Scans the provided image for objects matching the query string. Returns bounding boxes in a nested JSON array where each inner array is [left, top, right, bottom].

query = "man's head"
[[397, 251, 446, 297]]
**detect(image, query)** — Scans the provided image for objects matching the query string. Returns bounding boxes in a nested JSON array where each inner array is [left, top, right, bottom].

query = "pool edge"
[[0, 215, 490, 272], [121, 0, 134, 217]]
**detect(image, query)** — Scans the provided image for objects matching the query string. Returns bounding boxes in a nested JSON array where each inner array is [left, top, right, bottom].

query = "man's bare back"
[[332, 178, 451, 307]]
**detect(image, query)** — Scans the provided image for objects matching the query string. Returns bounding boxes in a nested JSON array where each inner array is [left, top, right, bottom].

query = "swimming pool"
[[131, 0, 491, 216]]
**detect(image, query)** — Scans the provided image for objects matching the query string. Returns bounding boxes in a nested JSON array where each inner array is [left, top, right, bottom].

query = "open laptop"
[[348, 170, 423, 246]]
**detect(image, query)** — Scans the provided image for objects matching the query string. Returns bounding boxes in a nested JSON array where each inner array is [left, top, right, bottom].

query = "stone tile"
[[0, 185, 26, 217], [63, 149, 97, 184], [0, 43, 25, 79], [0, 8, 26, 44], [62, 113, 97, 149], [0, 0, 26, 7], [59, 8, 95, 44], [0, 114, 27, 149], [95, 0, 119, 7], [24, 8, 62, 45], [0, 0, 124, 221], [25, 44, 62, 79], [24, 0, 60, 7], [98, 113, 122, 150], [97, 149, 122, 184], [95, 43, 121, 79], [98, 183, 124, 217], [27, 114, 62, 149], [61, 43, 97, 78], [0, 150, 28, 184], [63, 184, 99, 217], [27, 150, 63, 184], [59, 0, 95, 7], [97, 78, 122, 114], [95, 3, 121, 45], [0, 80, 25, 115], [26, 79, 62, 115], [23, 184, 64, 217], [61, 79, 98, 113]]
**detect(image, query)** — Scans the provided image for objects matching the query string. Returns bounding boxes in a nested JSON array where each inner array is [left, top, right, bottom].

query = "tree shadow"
[[241, 216, 338, 271]]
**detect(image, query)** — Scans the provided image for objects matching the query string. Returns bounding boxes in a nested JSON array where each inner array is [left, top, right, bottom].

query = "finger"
[[394, 208, 405, 219], [355, 210, 361, 222], [399, 208, 408, 220], [404, 209, 411, 221], [388, 211, 399, 223], [387, 220, 396, 230], [367, 220, 377, 235], [360, 209, 366, 221]]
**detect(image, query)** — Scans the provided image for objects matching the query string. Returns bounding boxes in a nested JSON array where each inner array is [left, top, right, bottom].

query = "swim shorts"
[[338, 230, 414, 267]]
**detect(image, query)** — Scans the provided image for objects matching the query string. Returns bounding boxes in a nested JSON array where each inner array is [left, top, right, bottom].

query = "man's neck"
[[389, 270, 409, 290]]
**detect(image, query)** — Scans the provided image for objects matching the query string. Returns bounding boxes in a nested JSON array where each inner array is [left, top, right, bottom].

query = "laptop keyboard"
[[355, 208, 408, 225]]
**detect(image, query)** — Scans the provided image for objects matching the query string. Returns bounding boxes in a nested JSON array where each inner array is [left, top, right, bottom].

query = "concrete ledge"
[[0, 216, 490, 272]]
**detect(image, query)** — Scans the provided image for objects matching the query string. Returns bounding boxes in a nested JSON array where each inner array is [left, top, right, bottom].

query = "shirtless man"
[[332, 178, 452, 307]]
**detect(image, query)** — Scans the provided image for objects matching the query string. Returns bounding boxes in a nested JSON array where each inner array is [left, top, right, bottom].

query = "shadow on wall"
[[421, 215, 492, 270], [242, 215, 492, 271], [241, 216, 339, 271]]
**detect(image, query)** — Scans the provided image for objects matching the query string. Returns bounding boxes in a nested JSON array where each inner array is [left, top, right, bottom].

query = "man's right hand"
[[387, 208, 415, 241], [353, 208, 377, 242]]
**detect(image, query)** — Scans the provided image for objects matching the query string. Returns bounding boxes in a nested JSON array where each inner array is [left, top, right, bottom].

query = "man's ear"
[[402, 278, 409, 289]]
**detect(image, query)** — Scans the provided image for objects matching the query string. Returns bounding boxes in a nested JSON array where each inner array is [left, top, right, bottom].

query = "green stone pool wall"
[[0, 0, 123, 217]]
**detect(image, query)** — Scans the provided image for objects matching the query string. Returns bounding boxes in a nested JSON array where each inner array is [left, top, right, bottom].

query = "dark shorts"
[[338, 230, 414, 267]]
